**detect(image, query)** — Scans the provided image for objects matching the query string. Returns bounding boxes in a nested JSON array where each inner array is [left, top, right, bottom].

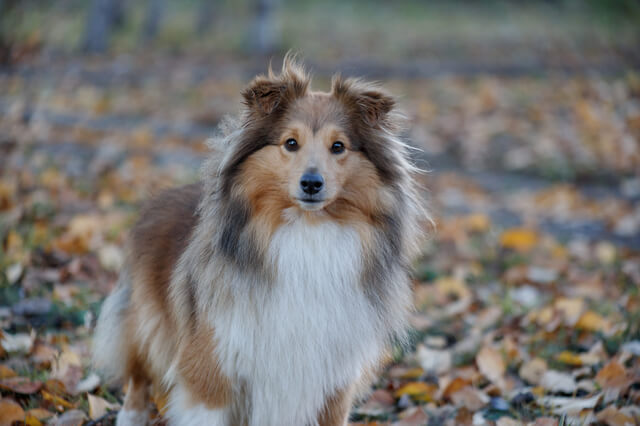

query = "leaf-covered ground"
[[1, 53, 639, 425]]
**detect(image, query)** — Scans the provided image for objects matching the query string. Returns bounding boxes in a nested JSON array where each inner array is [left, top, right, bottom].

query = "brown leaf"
[[0, 365, 17, 379], [442, 377, 472, 400], [596, 405, 635, 426], [519, 358, 548, 385], [26, 408, 55, 421], [596, 361, 632, 402], [450, 386, 490, 411], [0, 377, 43, 394], [0, 398, 25, 426], [476, 345, 505, 383]]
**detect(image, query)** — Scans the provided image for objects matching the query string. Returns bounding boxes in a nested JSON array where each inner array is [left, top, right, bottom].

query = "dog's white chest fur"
[[213, 219, 382, 426]]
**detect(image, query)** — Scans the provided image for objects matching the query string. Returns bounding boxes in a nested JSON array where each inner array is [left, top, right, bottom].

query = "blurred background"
[[1, 1, 640, 424]]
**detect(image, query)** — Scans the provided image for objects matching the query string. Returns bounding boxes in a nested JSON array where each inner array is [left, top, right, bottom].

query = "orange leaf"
[[0, 398, 25, 426]]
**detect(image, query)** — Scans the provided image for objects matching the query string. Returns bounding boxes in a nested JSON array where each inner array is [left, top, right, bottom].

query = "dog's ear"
[[241, 77, 287, 115], [242, 56, 310, 116], [332, 76, 395, 127]]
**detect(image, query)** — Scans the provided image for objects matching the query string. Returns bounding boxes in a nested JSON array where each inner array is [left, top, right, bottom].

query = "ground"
[[1, 17, 640, 426]]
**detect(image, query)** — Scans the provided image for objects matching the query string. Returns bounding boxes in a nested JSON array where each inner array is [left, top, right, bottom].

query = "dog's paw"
[[116, 409, 150, 426]]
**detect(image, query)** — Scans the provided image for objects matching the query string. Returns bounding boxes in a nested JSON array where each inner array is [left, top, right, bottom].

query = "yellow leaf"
[[25, 414, 43, 426], [555, 351, 583, 366], [399, 367, 425, 380], [576, 311, 610, 333], [393, 382, 437, 402], [41, 390, 74, 411], [500, 228, 539, 252]]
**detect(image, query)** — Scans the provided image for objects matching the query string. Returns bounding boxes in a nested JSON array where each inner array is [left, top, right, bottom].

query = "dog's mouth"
[[296, 197, 326, 211]]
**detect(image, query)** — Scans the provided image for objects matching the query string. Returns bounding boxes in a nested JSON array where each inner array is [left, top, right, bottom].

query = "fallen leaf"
[[47, 409, 87, 426], [0, 398, 25, 426], [393, 382, 437, 402], [577, 311, 612, 333], [496, 418, 523, 426], [540, 370, 577, 393], [500, 228, 538, 252], [596, 405, 635, 426], [0, 365, 17, 379], [0, 377, 43, 394], [1, 331, 34, 354], [450, 386, 490, 411], [87, 394, 119, 420], [442, 377, 472, 400], [26, 408, 55, 421], [555, 351, 583, 366], [416, 344, 452, 374], [539, 393, 601, 415], [41, 389, 75, 411], [596, 361, 632, 402], [476, 345, 505, 383]]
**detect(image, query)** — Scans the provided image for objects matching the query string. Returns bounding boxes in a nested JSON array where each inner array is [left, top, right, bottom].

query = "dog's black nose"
[[300, 173, 324, 195]]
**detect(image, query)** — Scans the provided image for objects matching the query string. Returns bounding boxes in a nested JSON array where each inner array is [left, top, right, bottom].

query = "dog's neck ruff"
[[211, 218, 384, 426]]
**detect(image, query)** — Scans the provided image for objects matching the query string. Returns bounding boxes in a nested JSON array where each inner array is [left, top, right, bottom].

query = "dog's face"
[[272, 96, 364, 211], [222, 60, 401, 221]]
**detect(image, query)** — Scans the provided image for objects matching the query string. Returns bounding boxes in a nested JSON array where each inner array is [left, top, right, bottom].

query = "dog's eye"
[[285, 138, 299, 152], [330, 141, 345, 154]]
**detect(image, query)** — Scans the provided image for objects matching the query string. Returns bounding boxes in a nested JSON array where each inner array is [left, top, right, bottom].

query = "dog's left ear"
[[332, 76, 395, 127]]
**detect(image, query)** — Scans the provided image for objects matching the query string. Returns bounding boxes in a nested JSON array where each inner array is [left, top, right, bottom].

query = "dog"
[[93, 56, 424, 426]]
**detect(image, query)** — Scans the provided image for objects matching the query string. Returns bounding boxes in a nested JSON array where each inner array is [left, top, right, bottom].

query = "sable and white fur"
[[93, 57, 424, 426]]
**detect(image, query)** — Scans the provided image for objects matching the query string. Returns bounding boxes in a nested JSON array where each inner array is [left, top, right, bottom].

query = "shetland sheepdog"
[[93, 57, 424, 426]]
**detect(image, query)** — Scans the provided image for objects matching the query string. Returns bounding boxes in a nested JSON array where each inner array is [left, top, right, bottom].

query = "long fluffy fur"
[[93, 56, 426, 426]]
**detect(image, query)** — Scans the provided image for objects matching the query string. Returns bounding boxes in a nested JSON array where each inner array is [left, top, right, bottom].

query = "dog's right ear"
[[241, 56, 310, 116], [241, 77, 287, 115]]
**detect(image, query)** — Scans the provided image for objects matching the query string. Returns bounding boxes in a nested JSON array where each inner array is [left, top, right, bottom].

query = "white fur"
[[93, 279, 129, 382], [167, 384, 229, 426], [116, 409, 149, 426], [211, 216, 384, 426]]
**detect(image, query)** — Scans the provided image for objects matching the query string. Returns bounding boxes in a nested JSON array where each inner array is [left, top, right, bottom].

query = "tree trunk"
[[83, 0, 117, 53], [196, 1, 216, 36], [251, 0, 279, 54], [142, 0, 165, 44]]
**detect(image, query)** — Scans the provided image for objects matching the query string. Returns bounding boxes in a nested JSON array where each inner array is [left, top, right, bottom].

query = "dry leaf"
[[500, 228, 539, 252], [393, 382, 437, 402], [87, 394, 119, 420], [576, 311, 612, 333], [540, 370, 577, 393], [0, 398, 25, 426], [0, 377, 42, 394], [596, 405, 635, 426], [540, 394, 601, 415], [416, 344, 452, 374], [450, 386, 490, 411], [476, 345, 505, 383], [26, 408, 55, 421]]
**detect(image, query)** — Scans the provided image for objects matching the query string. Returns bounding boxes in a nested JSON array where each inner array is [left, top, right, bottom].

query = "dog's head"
[[218, 56, 409, 224]]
